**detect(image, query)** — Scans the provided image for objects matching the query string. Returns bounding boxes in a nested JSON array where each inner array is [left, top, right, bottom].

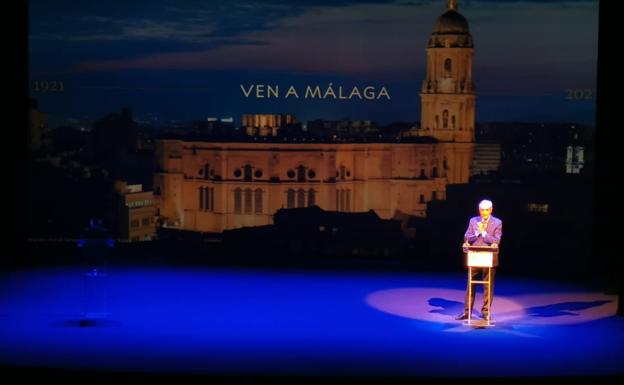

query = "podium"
[[77, 221, 114, 323], [463, 245, 498, 327]]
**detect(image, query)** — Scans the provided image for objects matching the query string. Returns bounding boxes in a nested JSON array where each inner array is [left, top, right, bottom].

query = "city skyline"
[[29, 0, 598, 128]]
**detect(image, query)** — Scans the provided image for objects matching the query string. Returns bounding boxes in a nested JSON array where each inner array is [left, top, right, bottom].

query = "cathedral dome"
[[432, 9, 470, 35], [428, 1, 473, 47]]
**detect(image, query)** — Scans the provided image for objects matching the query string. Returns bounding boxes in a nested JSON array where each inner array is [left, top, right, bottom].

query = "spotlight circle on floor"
[[365, 288, 617, 326]]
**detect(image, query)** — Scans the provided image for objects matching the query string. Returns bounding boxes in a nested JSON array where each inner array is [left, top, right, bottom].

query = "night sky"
[[28, 0, 599, 128]]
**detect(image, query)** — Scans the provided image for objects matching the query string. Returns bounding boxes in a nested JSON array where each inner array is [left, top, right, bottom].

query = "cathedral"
[[154, 0, 476, 232]]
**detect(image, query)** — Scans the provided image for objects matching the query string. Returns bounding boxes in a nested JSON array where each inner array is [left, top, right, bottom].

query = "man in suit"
[[456, 199, 503, 321]]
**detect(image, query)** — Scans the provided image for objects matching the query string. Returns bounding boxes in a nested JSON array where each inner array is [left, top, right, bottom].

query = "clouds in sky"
[[46, 1, 596, 93], [28, 0, 599, 124]]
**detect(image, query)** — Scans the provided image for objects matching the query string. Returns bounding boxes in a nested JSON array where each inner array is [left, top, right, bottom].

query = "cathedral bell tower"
[[421, 0, 475, 143]]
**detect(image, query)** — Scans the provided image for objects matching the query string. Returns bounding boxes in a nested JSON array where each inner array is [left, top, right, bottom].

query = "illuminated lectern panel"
[[464, 245, 498, 268], [467, 251, 494, 267]]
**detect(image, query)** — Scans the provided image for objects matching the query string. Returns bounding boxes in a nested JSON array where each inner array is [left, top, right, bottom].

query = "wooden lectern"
[[463, 245, 498, 327]]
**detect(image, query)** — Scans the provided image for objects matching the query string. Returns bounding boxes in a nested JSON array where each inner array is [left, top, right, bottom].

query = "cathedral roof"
[[428, 1, 473, 48], [432, 9, 470, 35]]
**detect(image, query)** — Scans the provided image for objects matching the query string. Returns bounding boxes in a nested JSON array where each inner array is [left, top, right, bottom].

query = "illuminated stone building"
[[242, 114, 296, 137], [420, 0, 475, 144], [154, 0, 475, 232], [113, 181, 157, 241]]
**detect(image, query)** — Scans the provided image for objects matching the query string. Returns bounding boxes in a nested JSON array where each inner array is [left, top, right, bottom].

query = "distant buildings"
[[28, 98, 49, 153], [476, 122, 593, 177], [190, 117, 235, 137], [242, 114, 296, 137], [566, 132, 586, 174], [112, 181, 157, 242], [471, 143, 501, 176], [307, 119, 378, 138]]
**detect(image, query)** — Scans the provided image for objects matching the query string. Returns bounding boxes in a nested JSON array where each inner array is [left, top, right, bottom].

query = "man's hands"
[[477, 221, 487, 237]]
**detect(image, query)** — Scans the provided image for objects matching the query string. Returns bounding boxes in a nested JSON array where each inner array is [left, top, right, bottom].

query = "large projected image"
[[28, 0, 598, 271]]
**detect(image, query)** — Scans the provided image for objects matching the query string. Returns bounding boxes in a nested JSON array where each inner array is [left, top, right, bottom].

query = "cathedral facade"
[[154, 0, 476, 232]]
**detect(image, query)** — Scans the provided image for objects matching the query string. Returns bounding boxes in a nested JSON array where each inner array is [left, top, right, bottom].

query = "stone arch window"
[[336, 189, 351, 212], [336, 190, 341, 211], [443, 110, 449, 128], [297, 188, 306, 208], [432, 167, 439, 178], [244, 188, 252, 213], [200, 163, 210, 179], [297, 165, 306, 182], [444, 58, 452, 76], [308, 189, 316, 207], [287, 189, 295, 209], [234, 188, 242, 213], [420, 194, 426, 204], [199, 187, 214, 211], [254, 188, 263, 214], [339, 165, 346, 180], [243, 164, 253, 182], [452, 115, 456, 129]]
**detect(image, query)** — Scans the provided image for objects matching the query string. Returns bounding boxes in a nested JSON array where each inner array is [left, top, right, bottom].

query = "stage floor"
[[0, 265, 622, 380]]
